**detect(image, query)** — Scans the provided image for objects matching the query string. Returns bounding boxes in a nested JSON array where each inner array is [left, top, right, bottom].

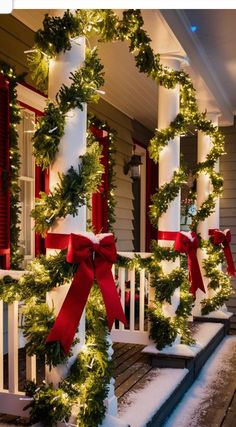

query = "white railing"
[[111, 252, 152, 345], [0, 298, 36, 417], [0, 269, 35, 417]]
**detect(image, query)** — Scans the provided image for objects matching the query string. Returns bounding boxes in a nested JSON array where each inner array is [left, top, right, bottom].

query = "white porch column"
[[157, 55, 184, 326], [45, 36, 86, 387], [193, 112, 219, 315]]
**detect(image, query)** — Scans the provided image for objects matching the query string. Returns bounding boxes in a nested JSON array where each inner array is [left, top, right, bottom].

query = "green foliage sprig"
[[57, 47, 104, 113], [0, 63, 23, 269], [27, 10, 94, 92], [33, 102, 66, 170], [149, 168, 187, 227], [152, 268, 187, 304], [149, 304, 178, 350], [23, 301, 70, 369], [24, 381, 72, 427], [151, 240, 179, 262]]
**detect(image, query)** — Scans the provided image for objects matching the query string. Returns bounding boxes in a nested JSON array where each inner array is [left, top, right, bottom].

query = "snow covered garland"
[[0, 9, 234, 427]]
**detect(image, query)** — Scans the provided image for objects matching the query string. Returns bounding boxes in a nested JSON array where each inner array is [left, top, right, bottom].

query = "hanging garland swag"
[[1, 8, 232, 427]]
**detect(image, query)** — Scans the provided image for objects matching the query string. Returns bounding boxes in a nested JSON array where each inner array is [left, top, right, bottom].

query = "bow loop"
[[66, 233, 93, 264], [212, 229, 231, 246], [174, 231, 205, 296], [174, 231, 199, 253]]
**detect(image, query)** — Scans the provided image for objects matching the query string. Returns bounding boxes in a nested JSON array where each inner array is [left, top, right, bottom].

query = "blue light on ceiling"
[[191, 25, 198, 33]]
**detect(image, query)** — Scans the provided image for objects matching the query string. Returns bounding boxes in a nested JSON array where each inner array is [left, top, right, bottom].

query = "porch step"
[[143, 321, 225, 370], [117, 321, 228, 427]]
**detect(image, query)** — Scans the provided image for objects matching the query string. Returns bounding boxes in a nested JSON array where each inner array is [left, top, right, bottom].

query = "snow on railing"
[[111, 252, 152, 345]]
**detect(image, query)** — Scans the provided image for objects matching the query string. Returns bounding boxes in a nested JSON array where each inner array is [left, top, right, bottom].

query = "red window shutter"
[[0, 76, 10, 268], [34, 111, 48, 256], [146, 152, 159, 251], [91, 127, 109, 234]]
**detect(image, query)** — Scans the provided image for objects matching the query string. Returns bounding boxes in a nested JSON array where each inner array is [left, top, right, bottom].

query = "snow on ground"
[[143, 322, 223, 357], [163, 335, 236, 427], [118, 368, 189, 427]]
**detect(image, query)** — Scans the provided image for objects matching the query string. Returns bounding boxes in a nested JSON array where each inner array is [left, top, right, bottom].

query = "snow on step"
[[163, 336, 236, 427], [118, 367, 188, 427], [142, 322, 224, 357]]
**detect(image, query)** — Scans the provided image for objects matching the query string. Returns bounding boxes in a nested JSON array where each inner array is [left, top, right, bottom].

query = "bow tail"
[[224, 245, 236, 276], [188, 253, 205, 296], [96, 260, 126, 330], [46, 261, 94, 354]]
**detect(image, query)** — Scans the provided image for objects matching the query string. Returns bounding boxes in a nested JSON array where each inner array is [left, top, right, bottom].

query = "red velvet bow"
[[46, 233, 126, 354], [210, 229, 236, 276], [174, 231, 205, 296]]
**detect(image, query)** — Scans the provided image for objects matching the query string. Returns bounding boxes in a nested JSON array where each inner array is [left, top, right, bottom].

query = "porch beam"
[[160, 10, 234, 125]]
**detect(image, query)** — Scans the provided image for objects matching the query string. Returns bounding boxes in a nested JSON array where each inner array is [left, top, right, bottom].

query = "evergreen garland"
[[32, 138, 104, 236], [200, 240, 233, 314], [0, 63, 23, 268], [33, 47, 104, 170], [149, 168, 187, 227]]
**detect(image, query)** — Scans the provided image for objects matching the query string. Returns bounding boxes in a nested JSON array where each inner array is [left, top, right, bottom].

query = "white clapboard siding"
[[115, 197, 133, 210], [111, 252, 152, 344], [221, 196, 236, 207]]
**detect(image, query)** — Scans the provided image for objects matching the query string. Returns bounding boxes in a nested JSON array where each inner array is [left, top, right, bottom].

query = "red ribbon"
[[209, 229, 236, 276], [174, 231, 205, 296], [46, 233, 126, 354], [158, 231, 178, 241]]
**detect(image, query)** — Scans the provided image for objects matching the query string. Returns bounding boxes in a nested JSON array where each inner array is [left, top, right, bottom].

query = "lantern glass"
[[131, 164, 141, 179]]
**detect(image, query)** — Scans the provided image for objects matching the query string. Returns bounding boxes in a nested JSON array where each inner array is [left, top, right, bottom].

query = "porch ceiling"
[[12, 9, 236, 130]]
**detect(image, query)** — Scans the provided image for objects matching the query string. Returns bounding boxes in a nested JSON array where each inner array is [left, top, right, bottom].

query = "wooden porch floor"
[[0, 343, 153, 425], [1, 336, 236, 426], [113, 343, 152, 406]]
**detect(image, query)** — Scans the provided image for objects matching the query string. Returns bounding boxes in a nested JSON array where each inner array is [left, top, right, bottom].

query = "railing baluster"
[[0, 300, 3, 391], [118, 267, 125, 330], [26, 355, 37, 382], [112, 264, 115, 279], [139, 269, 145, 332], [128, 269, 135, 331], [8, 301, 19, 393]]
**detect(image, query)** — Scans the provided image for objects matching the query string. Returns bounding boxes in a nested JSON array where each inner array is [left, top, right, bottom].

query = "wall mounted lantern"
[[124, 145, 143, 179]]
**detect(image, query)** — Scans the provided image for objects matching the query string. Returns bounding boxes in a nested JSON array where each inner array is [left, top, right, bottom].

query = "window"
[[0, 76, 10, 269], [17, 109, 35, 266]]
